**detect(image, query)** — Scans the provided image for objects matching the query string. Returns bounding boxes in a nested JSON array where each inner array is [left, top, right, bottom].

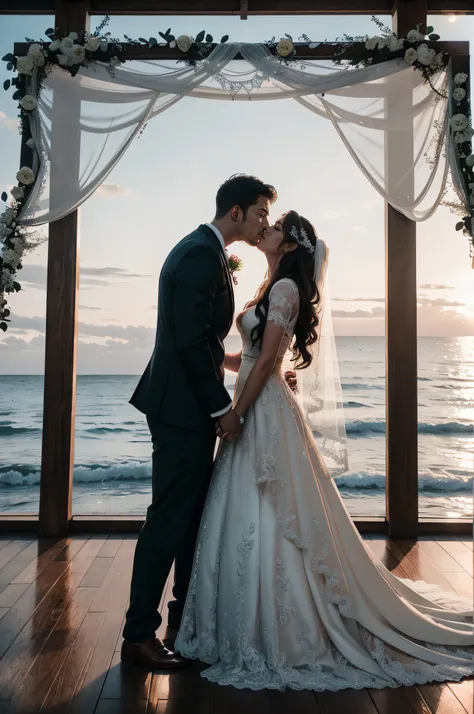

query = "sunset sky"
[[1, 12, 473, 374]]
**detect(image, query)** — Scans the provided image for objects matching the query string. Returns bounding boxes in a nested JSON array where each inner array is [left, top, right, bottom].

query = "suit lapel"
[[197, 225, 235, 322]]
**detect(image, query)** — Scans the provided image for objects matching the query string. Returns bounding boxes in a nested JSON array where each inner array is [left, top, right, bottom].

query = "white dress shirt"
[[205, 223, 233, 419]]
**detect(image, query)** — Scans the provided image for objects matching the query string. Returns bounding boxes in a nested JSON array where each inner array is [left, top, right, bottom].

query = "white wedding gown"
[[175, 278, 474, 691]]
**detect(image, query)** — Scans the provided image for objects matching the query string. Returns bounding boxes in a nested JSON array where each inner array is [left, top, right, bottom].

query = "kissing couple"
[[121, 174, 474, 691]]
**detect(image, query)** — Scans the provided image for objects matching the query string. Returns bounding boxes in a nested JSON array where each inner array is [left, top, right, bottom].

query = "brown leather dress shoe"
[[121, 637, 189, 670]]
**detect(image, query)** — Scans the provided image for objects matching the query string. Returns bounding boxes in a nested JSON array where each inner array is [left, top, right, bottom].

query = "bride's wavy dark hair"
[[250, 210, 320, 369]]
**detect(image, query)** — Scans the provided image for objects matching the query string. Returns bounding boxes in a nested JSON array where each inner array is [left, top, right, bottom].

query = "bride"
[[174, 210, 474, 691]]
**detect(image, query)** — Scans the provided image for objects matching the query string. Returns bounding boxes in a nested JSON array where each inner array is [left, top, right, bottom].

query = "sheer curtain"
[[18, 43, 454, 228]]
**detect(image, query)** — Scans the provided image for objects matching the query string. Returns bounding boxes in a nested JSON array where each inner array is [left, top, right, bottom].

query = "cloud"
[[319, 208, 348, 221], [79, 305, 102, 311], [332, 307, 385, 319], [0, 110, 19, 131], [96, 183, 132, 196], [419, 284, 455, 290], [19, 263, 151, 290], [334, 297, 385, 303], [417, 298, 465, 308]]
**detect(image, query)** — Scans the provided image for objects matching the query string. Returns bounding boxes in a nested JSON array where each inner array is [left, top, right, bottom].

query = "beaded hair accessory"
[[290, 224, 315, 255]]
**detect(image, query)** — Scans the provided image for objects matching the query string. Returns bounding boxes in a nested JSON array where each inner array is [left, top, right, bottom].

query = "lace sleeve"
[[267, 279, 299, 332]]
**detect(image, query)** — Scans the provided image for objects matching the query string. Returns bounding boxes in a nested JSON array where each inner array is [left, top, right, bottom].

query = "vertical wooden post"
[[39, 0, 90, 537], [384, 0, 426, 538]]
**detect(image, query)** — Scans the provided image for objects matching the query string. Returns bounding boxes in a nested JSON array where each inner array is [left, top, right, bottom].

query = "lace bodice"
[[237, 278, 299, 363]]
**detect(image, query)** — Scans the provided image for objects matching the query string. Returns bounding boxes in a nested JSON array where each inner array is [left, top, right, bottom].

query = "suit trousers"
[[123, 418, 215, 643]]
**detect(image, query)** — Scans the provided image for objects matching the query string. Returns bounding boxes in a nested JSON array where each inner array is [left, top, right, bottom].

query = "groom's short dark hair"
[[215, 174, 277, 219]]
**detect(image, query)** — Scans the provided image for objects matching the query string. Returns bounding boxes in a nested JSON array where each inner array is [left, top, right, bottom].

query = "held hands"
[[285, 369, 298, 393], [216, 407, 242, 443]]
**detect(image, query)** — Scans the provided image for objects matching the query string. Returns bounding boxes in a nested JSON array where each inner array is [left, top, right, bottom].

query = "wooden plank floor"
[[0, 534, 471, 713]]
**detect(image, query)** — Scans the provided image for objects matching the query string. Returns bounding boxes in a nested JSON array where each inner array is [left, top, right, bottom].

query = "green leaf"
[[221, 35, 229, 43], [159, 32, 167, 40], [426, 26, 434, 34], [0, 323, 7, 332], [165, 28, 171, 37], [2, 308, 10, 318], [1, 191, 7, 202], [206, 34, 213, 43], [12, 281, 21, 292], [148, 37, 157, 46], [167, 35, 175, 42], [3, 79, 10, 91], [6, 62, 13, 71], [138, 37, 148, 43], [11, 77, 18, 85], [429, 33, 440, 42], [2, 53, 14, 62], [45, 27, 55, 38], [12, 89, 20, 100], [455, 221, 465, 231], [196, 30, 205, 43]]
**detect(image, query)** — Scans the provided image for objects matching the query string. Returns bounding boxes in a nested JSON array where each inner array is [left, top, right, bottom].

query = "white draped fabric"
[[17, 43, 454, 227]]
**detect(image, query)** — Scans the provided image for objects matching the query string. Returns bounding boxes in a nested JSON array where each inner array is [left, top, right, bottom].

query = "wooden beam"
[[39, 0, 90, 538], [2, 0, 474, 14], [240, 0, 248, 19], [384, 0, 427, 539], [12, 40, 470, 62]]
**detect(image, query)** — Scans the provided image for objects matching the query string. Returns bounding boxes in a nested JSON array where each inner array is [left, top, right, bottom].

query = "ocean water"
[[0, 336, 472, 518]]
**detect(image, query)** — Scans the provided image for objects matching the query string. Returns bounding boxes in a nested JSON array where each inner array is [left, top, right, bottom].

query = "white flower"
[[454, 72, 468, 86], [434, 52, 444, 67], [109, 56, 121, 67], [451, 113, 469, 132], [406, 29, 424, 43], [387, 35, 403, 52], [376, 36, 388, 49], [85, 36, 101, 52], [68, 32, 79, 41], [404, 48, 418, 65], [48, 39, 61, 52], [416, 44, 436, 66], [276, 39, 294, 58], [176, 34, 192, 52], [60, 37, 75, 54], [10, 186, 24, 200], [365, 36, 379, 51], [2, 249, 21, 269], [16, 56, 34, 75], [19, 95, 37, 111], [0, 208, 15, 225], [100, 41, 109, 52], [453, 87, 466, 102], [16, 167, 35, 185], [454, 130, 472, 144], [465, 154, 474, 167], [0, 269, 14, 291], [68, 45, 86, 64], [11, 235, 26, 252], [57, 54, 70, 67]]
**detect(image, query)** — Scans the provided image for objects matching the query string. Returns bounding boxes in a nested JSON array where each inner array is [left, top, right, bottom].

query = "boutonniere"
[[228, 254, 243, 285]]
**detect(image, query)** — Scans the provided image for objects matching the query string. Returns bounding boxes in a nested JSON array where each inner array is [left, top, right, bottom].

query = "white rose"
[[19, 95, 37, 111], [16, 166, 35, 185], [377, 36, 388, 49], [16, 56, 34, 75], [404, 48, 418, 65], [365, 36, 379, 51], [451, 113, 469, 132], [465, 154, 474, 167], [100, 41, 109, 52], [434, 52, 444, 67], [176, 34, 192, 52], [68, 45, 86, 64], [454, 131, 471, 144], [10, 187, 24, 201], [60, 37, 75, 54], [0, 269, 14, 291], [85, 36, 101, 52], [57, 54, 70, 67], [406, 29, 424, 43], [11, 235, 26, 252], [28, 48, 45, 67], [68, 32, 79, 41], [48, 39, 61, 52], [109, 56, 121, 67], [387, 35, 402, 52], [276, 39, 294, 58], [2, 249, 21, 269], [454, 72, 468, 86], [453, 87, 466, 102], [416, 44, 436, 66]]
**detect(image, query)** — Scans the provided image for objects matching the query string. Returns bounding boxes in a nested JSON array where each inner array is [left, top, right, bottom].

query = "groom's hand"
[[285, 370, 298, 393], [216, 408, 242, 442]]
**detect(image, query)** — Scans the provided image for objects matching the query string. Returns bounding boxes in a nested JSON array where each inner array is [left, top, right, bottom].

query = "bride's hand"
[[285, 370, 298, 393]]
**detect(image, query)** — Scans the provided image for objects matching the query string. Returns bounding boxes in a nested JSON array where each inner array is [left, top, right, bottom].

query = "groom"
[[121, 174, 278, 669]]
